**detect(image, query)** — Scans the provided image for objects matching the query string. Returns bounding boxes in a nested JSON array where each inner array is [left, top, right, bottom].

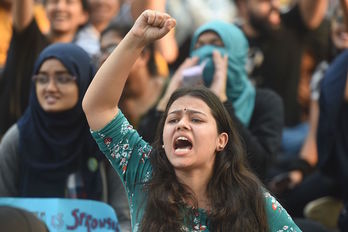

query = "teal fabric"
[[91, 111, 302, 232], [190, 21, 255, 126]]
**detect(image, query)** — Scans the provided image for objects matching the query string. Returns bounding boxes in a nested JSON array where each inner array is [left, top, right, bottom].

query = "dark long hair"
[[140, 87, 268, 231]]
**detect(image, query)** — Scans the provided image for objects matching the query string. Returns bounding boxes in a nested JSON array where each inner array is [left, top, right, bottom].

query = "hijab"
[[317, 50, 348, 195], [190, 21, 255, 126], [17, 43, 102, 199]]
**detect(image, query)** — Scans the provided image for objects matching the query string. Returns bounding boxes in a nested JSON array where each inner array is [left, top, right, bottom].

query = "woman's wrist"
[[124, 32, 148, 51]]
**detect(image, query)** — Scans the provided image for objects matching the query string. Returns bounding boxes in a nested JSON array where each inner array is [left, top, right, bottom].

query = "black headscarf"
[[17, 43, 103, 199], [317, 49, 348, 196]]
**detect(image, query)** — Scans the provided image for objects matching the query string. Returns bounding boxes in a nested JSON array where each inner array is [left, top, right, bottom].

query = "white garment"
[[310, 61, 329, 101], [75, 24, 101, 59], [75, 3, 135, 64]]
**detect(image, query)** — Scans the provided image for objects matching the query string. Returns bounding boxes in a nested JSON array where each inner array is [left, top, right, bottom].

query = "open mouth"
[[174, 136, 192, 153]]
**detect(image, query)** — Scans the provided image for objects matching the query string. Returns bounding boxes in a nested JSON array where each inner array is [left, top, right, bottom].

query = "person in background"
[[74, 0, 120, 58], [82, 10, 301, 231], [273, 50, 348, 231], [0, 43, 131, 231], [76, 0, 178, 67], [166, 0, 237, 71], [99, 22, 167, 128], [234, 0, 328, 158], [267, 3, 348, 230], [138, 20, 284, 181], [146, 0, 178, 65], [0, 0, 49, 76], [0, 0, 89, 139], [268, 0, 348, 197]]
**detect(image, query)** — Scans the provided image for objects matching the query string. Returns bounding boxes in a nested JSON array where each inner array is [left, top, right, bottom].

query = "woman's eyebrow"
[[168, 109, 207, 116], [37, 70, 70, 74], [54, 70, 70, 74], [195, 39, 224, 47]]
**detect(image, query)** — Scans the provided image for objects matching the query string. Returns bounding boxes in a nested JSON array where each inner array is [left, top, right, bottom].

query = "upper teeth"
[[177, 137, 188, 141]]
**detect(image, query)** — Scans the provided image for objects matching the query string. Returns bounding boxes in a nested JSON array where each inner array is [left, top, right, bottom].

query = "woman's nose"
[[55, 0, 67, 10], [176, 118, 190, 131], [46, 78, 59, 91]]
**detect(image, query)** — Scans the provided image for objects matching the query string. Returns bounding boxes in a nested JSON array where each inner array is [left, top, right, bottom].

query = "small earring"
[[162, 145, 165, 149]]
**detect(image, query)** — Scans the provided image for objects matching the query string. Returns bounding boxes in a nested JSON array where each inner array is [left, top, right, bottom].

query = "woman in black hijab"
[[0, 43, 131, 231], [17, 42, 102, 197]]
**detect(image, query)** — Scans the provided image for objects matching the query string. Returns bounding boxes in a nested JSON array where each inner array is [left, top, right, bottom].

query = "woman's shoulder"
[[253, 88, 283, 115], [90, 110, 151, 159], [0, 124, 20, 178], [0, 124, 20, 147], [255, 88, 282, 104], [263, 192, 302, 231]]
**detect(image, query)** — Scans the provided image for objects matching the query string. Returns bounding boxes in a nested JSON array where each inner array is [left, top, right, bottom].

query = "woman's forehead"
[[197, 31, 222, 42], [39, 58, 67, 72], [169, 96, 211, 114]]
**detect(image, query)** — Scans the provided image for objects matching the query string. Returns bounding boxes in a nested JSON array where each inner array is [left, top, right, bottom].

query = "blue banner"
[[0, 198, 120, 232]]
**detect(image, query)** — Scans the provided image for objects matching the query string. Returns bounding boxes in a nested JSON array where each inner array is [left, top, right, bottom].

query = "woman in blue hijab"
[[138, 21, 284, 180], [190, 20, 255, 126], [0, 43, 131, 231]]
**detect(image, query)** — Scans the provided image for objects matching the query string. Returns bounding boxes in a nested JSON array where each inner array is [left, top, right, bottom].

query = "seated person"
[[274, 50, 348, 231], [268, 1, 348, 195], [0, 43, 131, 231]]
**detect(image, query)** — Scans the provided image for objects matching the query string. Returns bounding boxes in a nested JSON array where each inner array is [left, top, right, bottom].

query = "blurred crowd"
[[0, 0, 347, 231]]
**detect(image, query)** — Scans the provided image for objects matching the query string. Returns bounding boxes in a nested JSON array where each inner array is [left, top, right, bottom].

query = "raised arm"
[[83, 10, 176, 130], [299, 0, 328, 29], [13, 0, 34, 32], [147, 0, 178, 63], [131, 0, 179, 63]]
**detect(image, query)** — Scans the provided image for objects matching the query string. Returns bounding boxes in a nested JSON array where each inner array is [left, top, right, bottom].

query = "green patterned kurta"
[[91, 111, 301, 232]]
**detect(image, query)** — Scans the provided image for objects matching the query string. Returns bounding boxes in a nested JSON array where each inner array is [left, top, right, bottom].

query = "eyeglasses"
[[32, 74, 77, 87]]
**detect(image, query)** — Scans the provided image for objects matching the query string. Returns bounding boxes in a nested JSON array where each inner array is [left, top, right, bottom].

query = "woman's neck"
[[93, 21, 109, 33], [176, 169, 212, 210]]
